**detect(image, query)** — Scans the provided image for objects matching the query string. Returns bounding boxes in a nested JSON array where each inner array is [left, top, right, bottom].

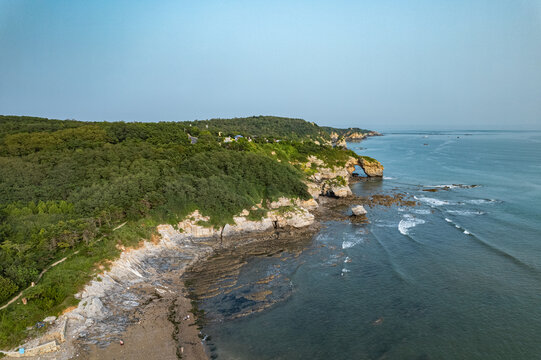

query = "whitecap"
[[464, 199, 498, 205], [447, 210, 485, 216], [463, 230, 471, 235], [383, 176, 394, 180], [412, 209, 431, 215], [444, 218, 452, 223], [414, 196, 451, 206], [398, 214, 426, 235], [341, 268, 351, 273], [342, 239, 362, 249], [424, 184, 479, 189], [424, 184, 460, 189]]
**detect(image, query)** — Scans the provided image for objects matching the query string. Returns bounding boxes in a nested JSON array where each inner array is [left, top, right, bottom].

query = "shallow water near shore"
[[191, 131, 541, 360]]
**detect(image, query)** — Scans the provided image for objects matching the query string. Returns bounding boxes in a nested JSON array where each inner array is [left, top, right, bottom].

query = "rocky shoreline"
[[6, 155, 385, 359]]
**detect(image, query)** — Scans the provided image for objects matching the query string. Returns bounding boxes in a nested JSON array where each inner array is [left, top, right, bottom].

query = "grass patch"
[[0, 220, 155, 349], [360, 155, 378, 163]]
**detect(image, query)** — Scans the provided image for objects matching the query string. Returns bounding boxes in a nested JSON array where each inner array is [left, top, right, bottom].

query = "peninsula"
[[0, 115, 383, 358]]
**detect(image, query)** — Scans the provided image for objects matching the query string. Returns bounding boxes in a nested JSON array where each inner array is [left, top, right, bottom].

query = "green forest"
[[0, 115, 363, 348]]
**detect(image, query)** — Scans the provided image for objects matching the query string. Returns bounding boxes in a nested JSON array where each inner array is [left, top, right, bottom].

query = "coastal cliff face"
[[302, 156, 352, 199], [172, 203, 316, 240], [303, 155, 383, 200], [345, 156, 384, 177], [359, 157, 384, 177]]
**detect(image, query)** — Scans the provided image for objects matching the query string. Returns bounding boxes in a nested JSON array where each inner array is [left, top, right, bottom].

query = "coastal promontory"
[[0, 115, 382, 358]]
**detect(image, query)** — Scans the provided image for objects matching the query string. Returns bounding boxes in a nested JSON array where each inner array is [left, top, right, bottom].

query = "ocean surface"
[[192, 131, 541, 360]]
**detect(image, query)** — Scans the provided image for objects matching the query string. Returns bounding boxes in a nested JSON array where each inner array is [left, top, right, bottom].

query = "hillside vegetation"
[[0, 115, 364, 348]]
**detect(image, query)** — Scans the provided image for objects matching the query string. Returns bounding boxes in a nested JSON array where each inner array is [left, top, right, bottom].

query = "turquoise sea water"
[[196, 131, 541, 360]]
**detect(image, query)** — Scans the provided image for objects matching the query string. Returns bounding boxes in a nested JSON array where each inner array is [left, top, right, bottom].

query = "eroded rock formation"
[[359, 157, 384, 177], [345, 156, 384, 177]]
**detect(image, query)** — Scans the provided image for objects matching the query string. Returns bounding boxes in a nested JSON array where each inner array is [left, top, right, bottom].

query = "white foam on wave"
[[464, 199, 498, 205], [341, 268, 351, 273], [447, 210, 485, 216], [424, 184, 479, 189], [398, 214, 426, 235], [342, 239, 362, 249], [425, 184, 461, 189], [414, 196, 451, 206], [412, 209, 431, 215], [444, 215, 474, 236], [383, 176, 394, 180]]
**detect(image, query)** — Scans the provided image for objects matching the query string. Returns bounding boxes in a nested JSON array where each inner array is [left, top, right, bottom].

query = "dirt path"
[[0, 251, 79, 311], [0, 222, 128, 312]]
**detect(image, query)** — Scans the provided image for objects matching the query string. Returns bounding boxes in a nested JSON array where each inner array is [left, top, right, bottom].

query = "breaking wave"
[[398, 214, 426, 235], [342, 239, 363, 249], [424, 184, 479, 189], [443, 216, 473, 236], [446, 210, 485, 216], [414, 196, 451, 206], [464, 199, 499, 205]]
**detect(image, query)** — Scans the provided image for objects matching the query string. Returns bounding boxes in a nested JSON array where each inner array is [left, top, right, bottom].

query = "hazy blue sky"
[[1, 0, 540, 130]]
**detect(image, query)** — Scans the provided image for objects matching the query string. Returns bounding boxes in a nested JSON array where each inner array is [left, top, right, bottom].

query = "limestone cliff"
[[359, 157, 384, 177], [171, 202, 316, 240], [301, 155, 384, 200], [345, 156, 384, 177], [302, 156, 355, 198]]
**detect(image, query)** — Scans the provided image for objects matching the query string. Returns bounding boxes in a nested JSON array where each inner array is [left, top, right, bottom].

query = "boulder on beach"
[[351, 205, 367, 216]]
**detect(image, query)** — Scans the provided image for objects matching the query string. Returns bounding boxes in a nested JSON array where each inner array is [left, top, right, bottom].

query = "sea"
[[189, 131, 541, 360]]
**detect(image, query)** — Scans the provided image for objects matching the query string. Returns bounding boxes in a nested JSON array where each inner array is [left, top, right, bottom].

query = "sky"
[[1, 0, 540, 130]]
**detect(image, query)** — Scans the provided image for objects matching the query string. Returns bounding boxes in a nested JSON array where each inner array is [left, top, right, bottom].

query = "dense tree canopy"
[[0, 115, 367, 347]]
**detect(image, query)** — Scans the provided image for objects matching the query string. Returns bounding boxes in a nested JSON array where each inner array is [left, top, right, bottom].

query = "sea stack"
[[359, 157, 384, 177]]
